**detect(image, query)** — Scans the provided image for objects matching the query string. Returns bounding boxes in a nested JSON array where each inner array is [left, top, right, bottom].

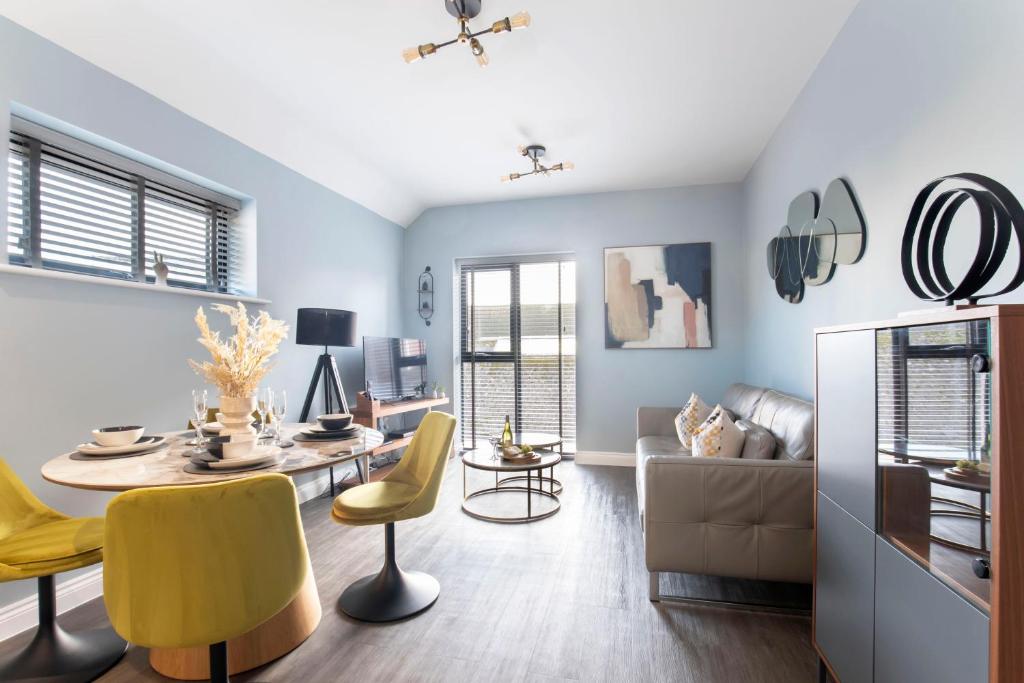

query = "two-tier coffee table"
[[461, 444, 562, 524]]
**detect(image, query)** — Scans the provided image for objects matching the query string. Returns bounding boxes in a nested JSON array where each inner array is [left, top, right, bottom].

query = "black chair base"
[[338, 522, 440, 623], [0, 575, 127, 682]]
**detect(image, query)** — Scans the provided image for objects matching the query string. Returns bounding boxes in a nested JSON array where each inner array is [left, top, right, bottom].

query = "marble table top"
[[41, 423, 385, 492]]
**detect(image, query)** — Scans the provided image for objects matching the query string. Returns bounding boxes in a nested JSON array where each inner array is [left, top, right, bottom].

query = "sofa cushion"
[[736, 419, 775, 459], [638, 435, 691, 458], [674, 393, 712, 446], [722, 383, 766, 420], [692, 406, 746, 458], [751, 390, 815, 460]]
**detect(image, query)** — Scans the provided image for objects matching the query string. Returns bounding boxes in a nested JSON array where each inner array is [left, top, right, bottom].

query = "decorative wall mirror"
[[767, 178, 866, 303]]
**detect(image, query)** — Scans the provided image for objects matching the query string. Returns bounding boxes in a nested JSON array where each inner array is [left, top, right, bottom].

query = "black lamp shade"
[[296, 308, 357, 347]]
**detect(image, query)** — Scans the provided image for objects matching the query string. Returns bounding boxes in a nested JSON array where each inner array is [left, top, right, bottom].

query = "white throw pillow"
[[691, 404, 747, 458], [675, 393, 713, 447]]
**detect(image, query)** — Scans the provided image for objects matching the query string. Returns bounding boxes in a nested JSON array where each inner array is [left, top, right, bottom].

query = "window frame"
[[457, 254, 576, 452], [7, 117, 244, 295]]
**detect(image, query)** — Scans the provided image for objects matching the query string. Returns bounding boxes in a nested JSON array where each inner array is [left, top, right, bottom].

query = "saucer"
[[204, 446, 282, 470], [306, 424, 363, 435], [77, 436, 166, 456]]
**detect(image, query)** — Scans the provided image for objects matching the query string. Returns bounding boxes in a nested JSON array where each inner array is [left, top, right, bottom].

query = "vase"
[[218, 395, 257, 436]]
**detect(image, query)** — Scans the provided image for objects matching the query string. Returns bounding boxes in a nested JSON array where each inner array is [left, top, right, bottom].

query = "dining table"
[[40, 422, 385, 680]]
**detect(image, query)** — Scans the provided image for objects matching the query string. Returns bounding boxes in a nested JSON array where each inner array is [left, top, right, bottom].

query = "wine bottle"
[[501, 415, 513, 446]]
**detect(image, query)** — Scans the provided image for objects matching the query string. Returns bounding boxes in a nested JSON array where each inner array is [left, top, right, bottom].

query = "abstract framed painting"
[[604, 242, 712, 349]]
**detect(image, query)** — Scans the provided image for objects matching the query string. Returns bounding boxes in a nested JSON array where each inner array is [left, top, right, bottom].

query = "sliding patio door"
[[458, 257, 576, 452]]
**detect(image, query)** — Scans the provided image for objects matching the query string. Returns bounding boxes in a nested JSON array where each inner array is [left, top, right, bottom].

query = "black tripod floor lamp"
[[297, 308, 360, 494], [297, 307, 357, 421]]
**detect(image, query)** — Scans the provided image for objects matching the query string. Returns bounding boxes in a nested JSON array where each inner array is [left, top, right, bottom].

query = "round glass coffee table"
[[462, 448, 562, 523]]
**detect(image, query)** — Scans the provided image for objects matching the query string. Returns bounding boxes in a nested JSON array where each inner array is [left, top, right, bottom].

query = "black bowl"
[[317, 413, 353, 431], [97, 425, 144, 433]]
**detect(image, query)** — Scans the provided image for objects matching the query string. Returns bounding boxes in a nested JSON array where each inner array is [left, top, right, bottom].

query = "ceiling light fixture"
[[501, 145, 574, 183], [403, 0, 530, 68]]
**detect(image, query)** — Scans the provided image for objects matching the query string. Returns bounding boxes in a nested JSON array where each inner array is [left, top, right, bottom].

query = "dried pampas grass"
[[188, 303, 289, 397]]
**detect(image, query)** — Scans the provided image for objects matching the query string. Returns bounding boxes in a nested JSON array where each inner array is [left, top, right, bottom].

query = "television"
[[363, 336, 428, 403]]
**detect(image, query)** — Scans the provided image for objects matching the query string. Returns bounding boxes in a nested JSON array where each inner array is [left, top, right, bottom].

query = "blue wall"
[[0, 17, 403, 608], [740, 0, 1024, 397], [402, 184, 746, 454]]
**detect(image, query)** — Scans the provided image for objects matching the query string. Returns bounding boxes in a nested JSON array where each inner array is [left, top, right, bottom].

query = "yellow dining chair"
[[331, 411, 456, 622], [0, 458, 127, 682], [103, 474, 309, 683]]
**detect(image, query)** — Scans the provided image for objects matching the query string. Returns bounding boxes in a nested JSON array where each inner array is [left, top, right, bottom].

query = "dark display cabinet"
[[814, 306, 1024, 683]]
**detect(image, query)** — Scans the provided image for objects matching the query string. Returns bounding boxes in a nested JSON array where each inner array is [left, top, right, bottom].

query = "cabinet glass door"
[[876, 320, 992, 611]]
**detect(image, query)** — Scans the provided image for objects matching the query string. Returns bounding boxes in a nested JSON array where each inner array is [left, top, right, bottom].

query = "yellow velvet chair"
[[103, 474, 309, 683], [0, 458, 127, 682], [331, 411, 456, 622]]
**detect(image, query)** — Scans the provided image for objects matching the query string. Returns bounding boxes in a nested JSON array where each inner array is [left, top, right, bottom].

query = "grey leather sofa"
[[636, 383, 815, 600]]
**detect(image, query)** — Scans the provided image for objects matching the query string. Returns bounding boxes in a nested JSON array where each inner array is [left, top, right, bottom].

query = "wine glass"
[[258, 388, 272, 439], [272, 389, 287, 446], [192, 389, 208, 454]]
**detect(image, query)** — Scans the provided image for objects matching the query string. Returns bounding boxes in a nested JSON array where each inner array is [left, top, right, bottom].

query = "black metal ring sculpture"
[[902, 173, 1024, 305]]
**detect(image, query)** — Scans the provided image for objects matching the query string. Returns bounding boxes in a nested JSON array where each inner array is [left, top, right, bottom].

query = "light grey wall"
[[0, 18, 403, 608], [403, 184, 746, 454], [741, 0, 1024, 397]]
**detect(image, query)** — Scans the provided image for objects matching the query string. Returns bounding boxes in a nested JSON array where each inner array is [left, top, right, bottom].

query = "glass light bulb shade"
[[562, 161, 575, 171], [501, 175, 511, 183], [517, 145, 526, 155], [509, 11, 531, 29], [403, 43, 435, 63], [472, 39, 489, 67]]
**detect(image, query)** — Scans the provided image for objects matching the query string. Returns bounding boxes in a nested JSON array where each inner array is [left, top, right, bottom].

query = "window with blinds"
[[876, 320, 991, 462], [6, 120, 245, 294], [459, 258, 576, 452]]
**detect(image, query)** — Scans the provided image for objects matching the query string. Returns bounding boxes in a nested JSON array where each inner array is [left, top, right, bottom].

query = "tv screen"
[[363, 336, 428, 402]]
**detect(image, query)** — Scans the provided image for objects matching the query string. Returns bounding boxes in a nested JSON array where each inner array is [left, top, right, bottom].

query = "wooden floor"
[[1, 462, 817, 682]]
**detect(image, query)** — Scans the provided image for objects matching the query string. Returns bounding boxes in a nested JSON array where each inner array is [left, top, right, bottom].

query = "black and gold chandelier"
[[403, 0, 531, 68], [501, 145, 574, 183]]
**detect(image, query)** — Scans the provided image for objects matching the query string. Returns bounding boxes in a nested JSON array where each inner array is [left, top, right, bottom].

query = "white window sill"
[[0, 263, 270, 305]]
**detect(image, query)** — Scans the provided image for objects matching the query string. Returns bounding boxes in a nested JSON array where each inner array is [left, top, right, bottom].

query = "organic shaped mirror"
[[768, 226, 804, 303], [800, 216, 837, 286], [768, 179, 866, 303], [787, 191, 818, 236], [819, 178, 866, 265]]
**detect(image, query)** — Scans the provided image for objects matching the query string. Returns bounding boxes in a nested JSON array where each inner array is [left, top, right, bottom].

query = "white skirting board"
[[575, 451, 635, 467], [0, 468, 339, 642], [0, 567, 104, 642]]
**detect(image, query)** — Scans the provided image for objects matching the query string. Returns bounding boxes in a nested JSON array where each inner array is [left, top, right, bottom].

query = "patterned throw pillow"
[[675, 393, 713, 447], [691, 404, 747, 458]]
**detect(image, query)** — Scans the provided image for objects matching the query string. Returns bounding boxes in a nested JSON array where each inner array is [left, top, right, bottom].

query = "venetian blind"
[[459, 258, 576, 452], [6, 123, 245, 294], [876, 320, 991, 461]]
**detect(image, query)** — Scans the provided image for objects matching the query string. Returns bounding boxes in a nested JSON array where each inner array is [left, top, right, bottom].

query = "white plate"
[[77, 436, 167, 456], [206, 446, 282, 470], [202, 422, 224, 433], [306, 424, 362, 434]]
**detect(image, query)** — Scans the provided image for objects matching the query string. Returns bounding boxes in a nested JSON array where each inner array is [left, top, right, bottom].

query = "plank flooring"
[[0, 462, 818, 682]]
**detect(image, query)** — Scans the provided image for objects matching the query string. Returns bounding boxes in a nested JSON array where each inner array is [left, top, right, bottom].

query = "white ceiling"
[[1, 0, 859, 227]]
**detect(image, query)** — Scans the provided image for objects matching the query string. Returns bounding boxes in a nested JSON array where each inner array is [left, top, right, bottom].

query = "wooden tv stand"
[[352, 392, 450, 458]]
